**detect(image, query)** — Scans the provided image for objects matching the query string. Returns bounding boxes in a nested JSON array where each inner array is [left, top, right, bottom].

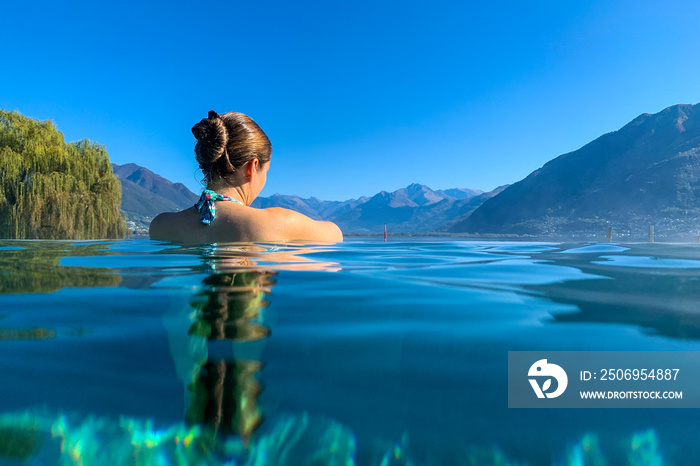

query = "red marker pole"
[[384, 223, 387, 242]]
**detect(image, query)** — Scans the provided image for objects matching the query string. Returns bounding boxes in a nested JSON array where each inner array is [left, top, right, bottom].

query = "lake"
[[0, 239, 699, 465]]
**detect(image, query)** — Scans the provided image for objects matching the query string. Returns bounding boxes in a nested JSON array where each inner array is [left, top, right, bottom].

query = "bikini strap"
[[195, 189, 244, 226]]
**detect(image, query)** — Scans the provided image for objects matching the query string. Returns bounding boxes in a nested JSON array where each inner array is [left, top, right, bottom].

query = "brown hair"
[[192, 110, 272, 185]]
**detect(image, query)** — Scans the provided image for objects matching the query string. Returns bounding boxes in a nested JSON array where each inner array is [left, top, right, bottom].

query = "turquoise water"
[[1, 239, 700, 465]]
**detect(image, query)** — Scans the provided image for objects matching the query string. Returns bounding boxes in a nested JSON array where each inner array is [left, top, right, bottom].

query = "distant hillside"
[[436, 185, 509, 232], [112, 163, 198, 231], [436, 188, 483, 199], [452, 103, 700, 238]]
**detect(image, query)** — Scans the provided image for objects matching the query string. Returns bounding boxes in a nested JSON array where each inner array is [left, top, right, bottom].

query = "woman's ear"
[[246, 158, 260, 180]]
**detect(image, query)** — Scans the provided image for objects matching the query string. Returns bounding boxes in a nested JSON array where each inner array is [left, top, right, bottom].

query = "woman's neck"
[[207, 184, 250, 206]]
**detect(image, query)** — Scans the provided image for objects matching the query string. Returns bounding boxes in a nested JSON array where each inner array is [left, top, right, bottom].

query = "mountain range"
[[114, 103, 700, 239], [317, 184, 505, 233]]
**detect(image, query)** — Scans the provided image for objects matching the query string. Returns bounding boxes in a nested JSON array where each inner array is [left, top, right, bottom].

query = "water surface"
[[1, 239, 699, 465]]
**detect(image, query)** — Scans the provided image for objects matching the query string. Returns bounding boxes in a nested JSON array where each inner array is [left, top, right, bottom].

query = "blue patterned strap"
[[195, 189, 244, 226]]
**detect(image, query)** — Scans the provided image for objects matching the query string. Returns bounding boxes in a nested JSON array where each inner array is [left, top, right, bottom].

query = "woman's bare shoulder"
[[149, 212, 171, 239], [257, 207, 343, 242], [149, 208, 198, 240]]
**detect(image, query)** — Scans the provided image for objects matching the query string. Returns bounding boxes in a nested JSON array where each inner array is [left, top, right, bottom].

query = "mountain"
[[436, 188, 483, 199], [112, 163, 199, 231], [436, 185, 509, 232], [451, 103, 700, 237], [251, 183, 494, 233]]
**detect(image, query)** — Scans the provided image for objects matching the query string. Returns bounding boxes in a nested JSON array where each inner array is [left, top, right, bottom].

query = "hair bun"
[[192, 110, 228, 164]]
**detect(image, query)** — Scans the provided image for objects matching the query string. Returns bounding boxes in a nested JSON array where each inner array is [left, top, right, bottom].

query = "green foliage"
[[0, 241, 121, 293], [0, 110, 126, 239]]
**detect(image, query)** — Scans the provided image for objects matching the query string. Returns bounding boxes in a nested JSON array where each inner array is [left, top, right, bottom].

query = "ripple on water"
[[593, 255, 700, 269], [558, 244, 631, 254]]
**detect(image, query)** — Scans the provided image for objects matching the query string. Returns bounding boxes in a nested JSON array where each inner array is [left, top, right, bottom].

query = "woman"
[[150, 111, 343, 243]]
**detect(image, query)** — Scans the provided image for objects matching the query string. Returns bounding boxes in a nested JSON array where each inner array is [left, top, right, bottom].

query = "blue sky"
[[3, 0, 700, 200]]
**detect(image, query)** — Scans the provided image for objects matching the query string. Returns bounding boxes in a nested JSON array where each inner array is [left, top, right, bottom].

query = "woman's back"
[[150, 202, 343, 243]]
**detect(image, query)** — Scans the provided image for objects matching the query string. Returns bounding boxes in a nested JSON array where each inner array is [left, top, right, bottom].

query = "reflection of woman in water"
[[187, 271, 276, 441], [150, 110, 342, 243], [163, 244, 339, 442], [165, 267, 276, 441]]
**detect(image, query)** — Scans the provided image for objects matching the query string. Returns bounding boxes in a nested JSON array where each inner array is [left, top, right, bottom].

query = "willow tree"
[[0, 110, 126, 239]]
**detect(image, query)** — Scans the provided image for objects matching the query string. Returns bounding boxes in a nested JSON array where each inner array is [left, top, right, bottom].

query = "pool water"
[[1, 239, 700, 465]]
